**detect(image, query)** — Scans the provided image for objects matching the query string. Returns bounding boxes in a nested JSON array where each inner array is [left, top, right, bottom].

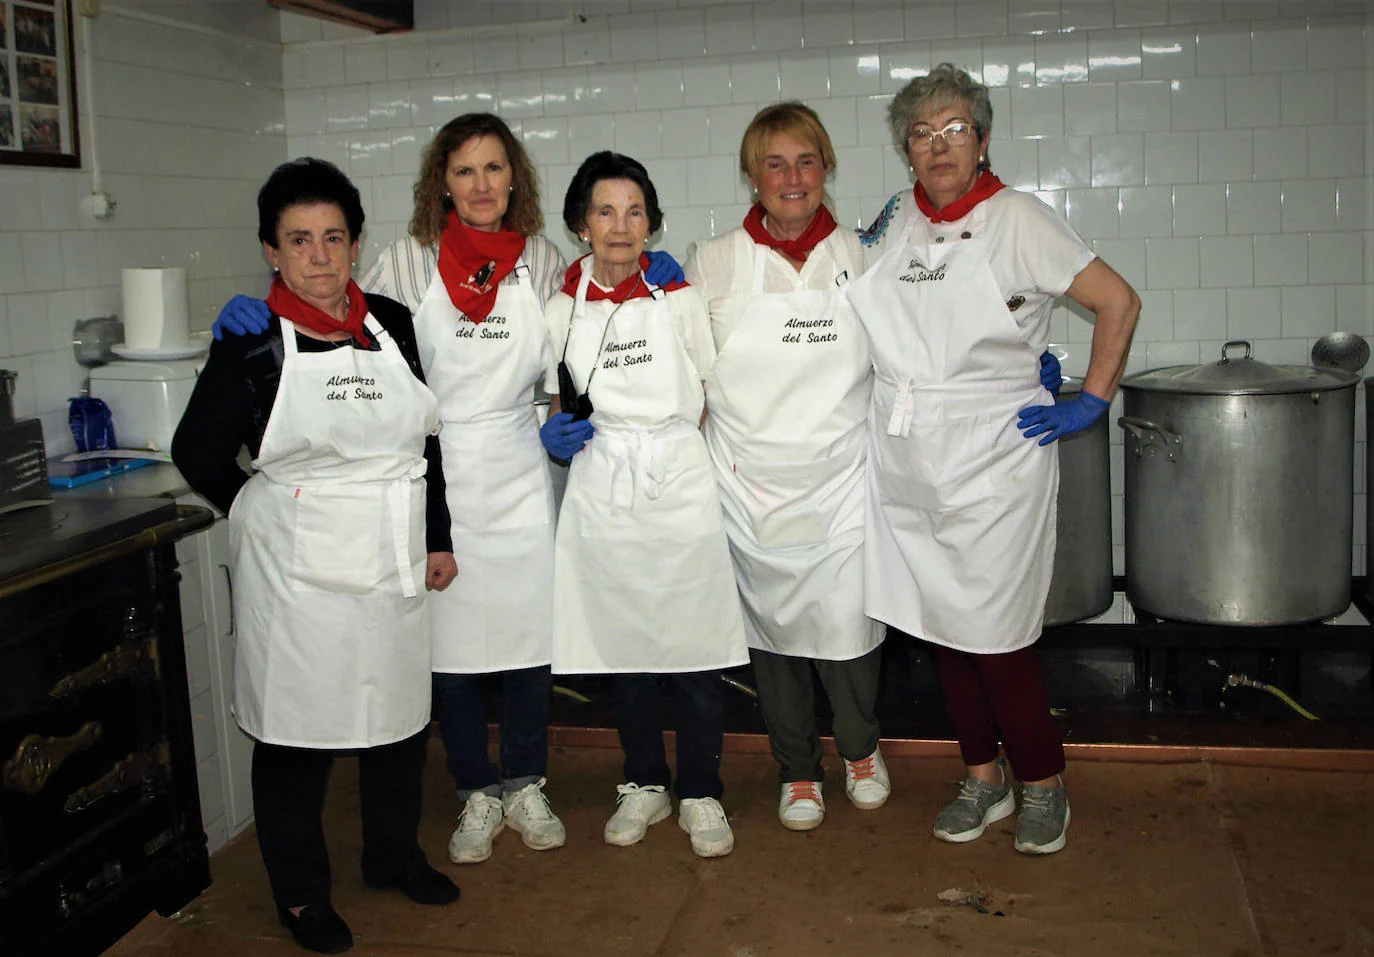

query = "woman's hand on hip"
[[426, 552, 458, 591]]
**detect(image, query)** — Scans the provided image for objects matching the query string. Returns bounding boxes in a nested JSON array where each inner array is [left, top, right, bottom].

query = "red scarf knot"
[[266, 274, 372, 347], [436, 210, 526, 323], [742, 203, 837, 262], [561, 253, 689, 303], [914, 170, 1006, 224]]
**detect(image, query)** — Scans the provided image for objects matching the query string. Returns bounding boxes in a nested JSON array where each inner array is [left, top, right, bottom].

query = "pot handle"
[[1220, 339, 1252, 362], [1118, 416, 1181, 462]]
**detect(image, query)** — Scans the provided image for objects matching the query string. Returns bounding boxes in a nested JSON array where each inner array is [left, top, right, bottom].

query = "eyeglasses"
[[907, 121, 973, 152]]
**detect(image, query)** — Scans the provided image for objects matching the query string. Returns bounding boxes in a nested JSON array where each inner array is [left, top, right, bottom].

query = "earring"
[[508, 185, 514, 192], [445, 191, 451, 198]]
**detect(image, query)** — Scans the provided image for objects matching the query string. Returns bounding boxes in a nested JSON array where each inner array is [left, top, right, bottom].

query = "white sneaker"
[[502, 778, 566, 852], [448, 792, 504, 864], [778, 781, 825, 831], [603, 783, 671, 847], [678, 797, 734, 858], [844, 746, 891, 810]]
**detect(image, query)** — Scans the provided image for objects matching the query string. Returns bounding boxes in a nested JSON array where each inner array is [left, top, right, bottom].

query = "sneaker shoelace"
[[615, 782, 664, 807], [687, 799, 728, 828], [1021, 787, 1057, 814], [785, 782, 822, 806], [515, 786, 556, 823], [848, 756, 877, 781], [458, 797, 499, 833], [955, 776, 1001, 807]]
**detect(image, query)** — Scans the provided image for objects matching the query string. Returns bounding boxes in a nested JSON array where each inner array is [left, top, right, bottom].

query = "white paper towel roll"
[[122, 268, 190, 349]]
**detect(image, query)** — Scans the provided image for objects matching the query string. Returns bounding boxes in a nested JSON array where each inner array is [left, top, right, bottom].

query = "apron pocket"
[[731, 450, 861, 548], [289, 486, 386, 594], [872, 415, 996, 514]]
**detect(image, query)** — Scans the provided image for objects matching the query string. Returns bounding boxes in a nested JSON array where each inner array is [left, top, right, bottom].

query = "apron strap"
[[387, 478, 418, 598], [887, 378, 914, 438]]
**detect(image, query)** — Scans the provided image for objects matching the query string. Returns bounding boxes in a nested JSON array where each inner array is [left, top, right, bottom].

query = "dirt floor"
[[106, 739, 1374, 957]]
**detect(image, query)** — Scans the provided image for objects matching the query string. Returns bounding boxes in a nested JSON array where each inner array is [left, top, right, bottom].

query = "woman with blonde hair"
[[684, 102, 888, 833]]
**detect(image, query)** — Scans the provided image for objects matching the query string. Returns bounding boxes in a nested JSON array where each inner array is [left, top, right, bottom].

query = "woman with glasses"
[[846, 63, 1139, 855]]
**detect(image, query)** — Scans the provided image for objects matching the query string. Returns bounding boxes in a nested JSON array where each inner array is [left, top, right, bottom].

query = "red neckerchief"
[[914, 170, 1006, 223], [742, 203, 837, 262], [266, 274, 372, 347], [561, 253, 689, 303], [436, 210, 525, 323]]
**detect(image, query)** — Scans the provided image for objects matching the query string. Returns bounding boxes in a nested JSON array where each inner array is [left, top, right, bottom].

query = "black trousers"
[[612, 671, 725, 801], [251, 729, 429, 908]]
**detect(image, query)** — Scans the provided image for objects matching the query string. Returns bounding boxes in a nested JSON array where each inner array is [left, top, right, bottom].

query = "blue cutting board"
[[48, 456, 158, 488]]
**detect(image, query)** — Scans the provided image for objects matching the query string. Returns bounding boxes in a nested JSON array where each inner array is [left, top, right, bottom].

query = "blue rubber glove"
[[540, 412, 595, 461], [1017, 390, 1110, 446], [643, 249, 685, 287], [1039, 351, 1063, 396], [212, 295, 272, 340]]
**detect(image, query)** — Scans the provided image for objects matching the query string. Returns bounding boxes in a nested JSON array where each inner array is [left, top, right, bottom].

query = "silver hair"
[[886, 62, 993, 168]]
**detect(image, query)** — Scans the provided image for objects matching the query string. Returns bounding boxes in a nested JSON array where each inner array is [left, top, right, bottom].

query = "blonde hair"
[[409, 113, 543, 245], [738, 101, 837, 181]]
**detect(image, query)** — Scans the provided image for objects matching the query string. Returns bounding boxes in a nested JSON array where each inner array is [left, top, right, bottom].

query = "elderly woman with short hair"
[[848, 63, 1140, 855], [541, 151, 748, 859]]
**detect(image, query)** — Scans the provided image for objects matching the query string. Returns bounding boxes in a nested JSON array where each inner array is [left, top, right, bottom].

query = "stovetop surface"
[[0, 497, 179, 583]]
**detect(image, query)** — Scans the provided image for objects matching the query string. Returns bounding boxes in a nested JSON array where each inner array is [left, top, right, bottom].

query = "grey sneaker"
[[932, 763, 1016, 844], [1014, 780, 1070, 855]]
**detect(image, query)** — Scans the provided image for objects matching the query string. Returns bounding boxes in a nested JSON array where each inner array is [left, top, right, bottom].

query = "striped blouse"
[[360, 233, 568, 314]]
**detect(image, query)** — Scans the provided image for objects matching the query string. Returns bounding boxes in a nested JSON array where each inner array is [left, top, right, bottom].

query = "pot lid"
[[1121, 340, 1359, 395]]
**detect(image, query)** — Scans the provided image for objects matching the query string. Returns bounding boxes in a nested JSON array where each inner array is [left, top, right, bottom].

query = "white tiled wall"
[[0, 10, 284, 454], [276, 0, 1374, 575], [2, 0, 1371, 580]]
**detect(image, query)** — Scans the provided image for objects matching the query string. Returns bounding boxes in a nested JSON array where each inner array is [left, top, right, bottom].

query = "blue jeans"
[[432, 666, 552, 800], [612, 671, 724, 801]]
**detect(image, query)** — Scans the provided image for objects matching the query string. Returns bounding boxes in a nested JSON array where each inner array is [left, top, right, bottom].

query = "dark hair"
[[411, 113, 542, 244], [257, 157, 365, 247], [562, 151, 663, 236]]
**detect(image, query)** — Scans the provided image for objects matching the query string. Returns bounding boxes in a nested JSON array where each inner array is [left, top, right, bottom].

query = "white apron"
[[551, 264, 748, 674], [843, 205, 1058, 653], [703, 237, 882, 661], [229, 316, 440, 748], [413, 258, 555, 673]]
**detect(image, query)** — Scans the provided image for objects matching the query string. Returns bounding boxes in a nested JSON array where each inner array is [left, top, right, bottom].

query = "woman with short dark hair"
[[173, 157, 459, 954], [540, 151, 748, 860]]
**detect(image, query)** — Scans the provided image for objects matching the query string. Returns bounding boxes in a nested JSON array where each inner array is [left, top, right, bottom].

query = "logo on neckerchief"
[[471, 260, 496, 289]]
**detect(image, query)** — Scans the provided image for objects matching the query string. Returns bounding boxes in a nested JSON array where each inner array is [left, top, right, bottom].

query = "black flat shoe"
[[277, 903, 353, 954], [363, 862, 461, 906]]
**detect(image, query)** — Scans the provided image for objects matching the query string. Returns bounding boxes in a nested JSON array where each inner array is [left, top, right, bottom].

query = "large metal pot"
[[1120, 340, 1357, 625], [1044, 384, 1113, 626]]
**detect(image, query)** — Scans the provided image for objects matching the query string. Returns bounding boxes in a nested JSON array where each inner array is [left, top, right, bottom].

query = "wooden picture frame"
[[0, 0, 80, 168]]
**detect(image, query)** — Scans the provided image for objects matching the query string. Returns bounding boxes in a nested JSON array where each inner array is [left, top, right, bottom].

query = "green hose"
[[1226, 673, 1319, 721]]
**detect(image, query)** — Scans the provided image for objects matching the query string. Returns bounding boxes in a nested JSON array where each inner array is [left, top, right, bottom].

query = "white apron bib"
[[413, 258, 555, 673], [703, 237, 882, 661], [844, 205, 1058, 653], [551, 263, 748, 674], [229, 316, 440, 748]]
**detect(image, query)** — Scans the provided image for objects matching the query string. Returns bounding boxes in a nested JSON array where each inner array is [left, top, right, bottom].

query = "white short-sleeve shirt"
[[361, 233, 567, 314]]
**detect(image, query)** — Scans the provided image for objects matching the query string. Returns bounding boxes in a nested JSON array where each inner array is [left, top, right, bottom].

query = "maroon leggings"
[[932, 645, 1065, 783]]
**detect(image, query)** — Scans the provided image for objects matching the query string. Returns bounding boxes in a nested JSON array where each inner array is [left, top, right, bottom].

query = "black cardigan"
[[171, 293, 452, 553]]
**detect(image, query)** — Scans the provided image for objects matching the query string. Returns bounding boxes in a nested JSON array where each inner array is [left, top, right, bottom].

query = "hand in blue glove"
[[1017, 389, 1109, 446], [643, 249, 685, 287], [1039, 351, 1063, 396], [540, 412, 595, 461], [212, 295, 272, 340]]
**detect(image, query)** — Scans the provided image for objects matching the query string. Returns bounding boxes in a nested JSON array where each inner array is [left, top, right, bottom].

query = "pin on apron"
[[413, 259, 556, 673], [230, 316, 440, 748], [843, 205, 1058, 653], [551, 260, 747, 674], [703, 235, 881, 661]]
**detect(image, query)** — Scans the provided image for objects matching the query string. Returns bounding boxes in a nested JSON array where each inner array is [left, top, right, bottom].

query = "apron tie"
[[886, 378, 915, 438], [608, 431, 666, 512], [388, 461, 429, 598]]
